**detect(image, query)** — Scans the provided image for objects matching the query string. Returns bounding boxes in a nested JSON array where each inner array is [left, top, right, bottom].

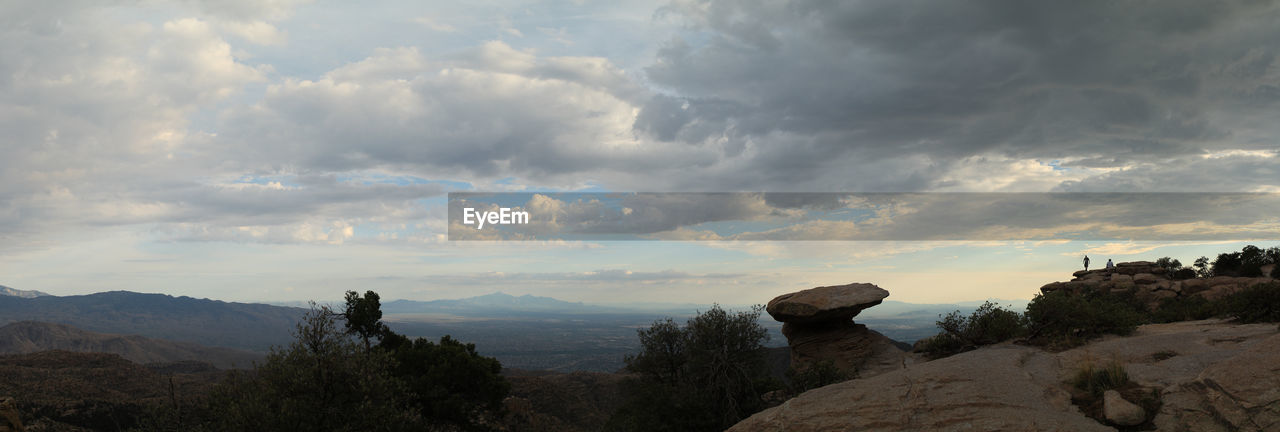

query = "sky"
[[2, 0, 1279, 305]]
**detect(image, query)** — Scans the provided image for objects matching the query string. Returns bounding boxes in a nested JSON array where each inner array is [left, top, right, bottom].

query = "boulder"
[[1181, 278, 1208, 295], [1110, 274, 1134, 284], [1198, 285, 1239, 301], [1103, 390, 1146, 426], [766, 283, 888, 324], [1133, 273, 1159, 284]]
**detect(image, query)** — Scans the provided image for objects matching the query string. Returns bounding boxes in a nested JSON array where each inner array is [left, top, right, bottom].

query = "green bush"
[[1210, 245, 1278, 277], [919, 301, 1025, 358], [1171, 268, 1197, 280], [1150, 295, 1219, 323], [1221, 282, 1280, 323], [1025, 291, 1144, 347], [786, 360, 853, 394], [1072, 360, 1129, 397]]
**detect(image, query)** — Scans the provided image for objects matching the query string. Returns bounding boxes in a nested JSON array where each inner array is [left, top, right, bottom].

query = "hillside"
[[0, 350, 226, 431], [0, 291, 306, 352], [0, 321, 262, 369]]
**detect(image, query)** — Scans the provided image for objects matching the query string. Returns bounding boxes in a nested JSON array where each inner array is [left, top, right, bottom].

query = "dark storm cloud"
[[636, 0, 1280, 187]]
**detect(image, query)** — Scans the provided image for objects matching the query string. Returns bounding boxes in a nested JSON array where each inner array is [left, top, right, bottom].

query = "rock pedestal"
[[766, 283, 903, 376]]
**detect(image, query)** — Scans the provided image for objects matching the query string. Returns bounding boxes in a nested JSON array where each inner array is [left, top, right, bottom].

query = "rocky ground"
[[730, 319, 1280, 431]]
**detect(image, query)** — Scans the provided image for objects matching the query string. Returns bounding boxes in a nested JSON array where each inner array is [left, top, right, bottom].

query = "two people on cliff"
[[1083, 255, 1115, 272]]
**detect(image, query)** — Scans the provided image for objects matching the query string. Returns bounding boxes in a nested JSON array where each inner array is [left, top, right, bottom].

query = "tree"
[[609, 305, 774, 432], [1194, 256, 1211, 278], [343, 290, 389, 351], [379, 332, 509, 430]]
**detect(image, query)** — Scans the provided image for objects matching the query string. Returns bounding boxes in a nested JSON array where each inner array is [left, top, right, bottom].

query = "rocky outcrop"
[[730, 319, 1280, 432], [729, 343, 1112, 431], [1041, 261, 1277, 309], [766, 283, 906, 378]]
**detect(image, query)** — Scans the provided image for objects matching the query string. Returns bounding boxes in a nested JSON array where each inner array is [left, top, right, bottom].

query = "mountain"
[[0, 321, 262, 369], [0, 291, 306, 352], [0, 284, 51, 298]]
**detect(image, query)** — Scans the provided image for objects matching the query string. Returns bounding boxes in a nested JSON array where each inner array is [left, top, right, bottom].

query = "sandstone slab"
[[766, 283, 888, 324], [729, 345, 1111, 432]]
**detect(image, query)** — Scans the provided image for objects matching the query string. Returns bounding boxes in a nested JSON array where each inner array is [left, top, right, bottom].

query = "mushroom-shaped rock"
[[766, 283, 889, 324], [766, 283, 903, 378]]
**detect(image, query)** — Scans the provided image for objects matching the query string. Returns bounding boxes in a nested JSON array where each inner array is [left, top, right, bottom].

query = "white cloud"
[[412, 16, 456, 33]]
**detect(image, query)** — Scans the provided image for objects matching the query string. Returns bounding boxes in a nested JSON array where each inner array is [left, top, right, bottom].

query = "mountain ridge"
[[0, 290, 306, 352], [0, 284, 51, 298], [0, 321, 261, 369]]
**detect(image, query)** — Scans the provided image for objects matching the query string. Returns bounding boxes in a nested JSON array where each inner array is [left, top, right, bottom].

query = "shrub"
[[1155, 257, 1183, 278], [1150, 295, 1219, 323], [919, 302, 1025, 358], [609, 305, 775, 432], [1072, 360, 1129, 397], [1025, 291, 1144, 347], [786, 360, 853, 394], [1171, 268, 1197, 280], [1221, 282, 1280, 323], [1210, 244, 1278, 277]]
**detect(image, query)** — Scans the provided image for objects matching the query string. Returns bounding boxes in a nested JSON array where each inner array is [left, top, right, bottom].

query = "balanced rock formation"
[[1040, 261, 1278, 309], [766, 283, 906, 377]]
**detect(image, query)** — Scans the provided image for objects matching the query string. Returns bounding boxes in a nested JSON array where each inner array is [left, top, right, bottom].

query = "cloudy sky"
[[2, 0, 1278, 305]]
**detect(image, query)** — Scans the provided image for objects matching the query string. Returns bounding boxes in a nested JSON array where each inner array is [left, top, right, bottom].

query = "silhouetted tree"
[[343, 290, 388, 351]]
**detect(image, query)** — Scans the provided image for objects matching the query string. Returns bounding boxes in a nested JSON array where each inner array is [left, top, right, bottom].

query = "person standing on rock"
[[1106, 259, 1115, 272], [1083, 255, 1090, 271]]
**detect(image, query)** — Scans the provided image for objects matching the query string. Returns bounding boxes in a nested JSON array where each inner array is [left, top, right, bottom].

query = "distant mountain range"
[[0, 284, 51, 298], [0, 321, 262, 369], [0, 290, 306, 352], [0, 286, 1008, 372]]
